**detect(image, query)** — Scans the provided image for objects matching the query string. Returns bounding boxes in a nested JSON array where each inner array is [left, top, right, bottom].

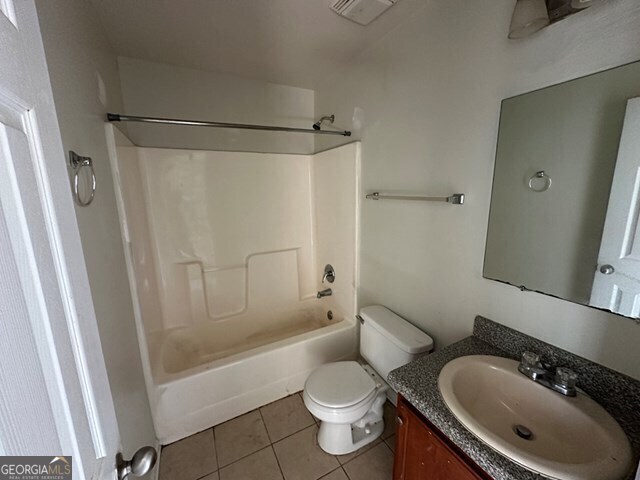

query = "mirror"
[[484, 61, 640, 319]]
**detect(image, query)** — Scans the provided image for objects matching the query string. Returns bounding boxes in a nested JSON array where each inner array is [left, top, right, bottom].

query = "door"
[[393, 396, 486, 480], [0, 1, 121, 479], [590, 98, 640, 317]]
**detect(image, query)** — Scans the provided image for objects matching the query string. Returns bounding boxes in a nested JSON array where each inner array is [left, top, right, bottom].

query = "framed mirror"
[[484, 61, 640, 319]]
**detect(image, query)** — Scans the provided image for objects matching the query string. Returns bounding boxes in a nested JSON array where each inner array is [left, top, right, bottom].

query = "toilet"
[[303, 305, 433, 455]]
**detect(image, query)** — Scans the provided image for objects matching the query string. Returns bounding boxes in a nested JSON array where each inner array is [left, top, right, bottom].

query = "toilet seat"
[[303, 361, 387, 426], [303, 360, 389, 455], [305, 361, 376, 408]]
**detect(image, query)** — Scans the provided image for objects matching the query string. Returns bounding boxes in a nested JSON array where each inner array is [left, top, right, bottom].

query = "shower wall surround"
[[139, 148, 317, 330], [112, 127, 359, 365], [122, 145, 359, 335]]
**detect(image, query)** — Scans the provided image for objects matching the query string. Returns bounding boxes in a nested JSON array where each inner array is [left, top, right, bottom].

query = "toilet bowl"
[[303, 362, 388, 455], [303, 305, 433, 455]]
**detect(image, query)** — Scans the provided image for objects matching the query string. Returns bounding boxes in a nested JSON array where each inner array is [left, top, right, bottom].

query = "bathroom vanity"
[[388, 317, 640, 480], [394, 394, 490, 480]]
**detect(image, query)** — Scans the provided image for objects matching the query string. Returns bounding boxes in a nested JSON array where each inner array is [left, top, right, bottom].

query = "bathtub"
[[147, 302, 357, 444]]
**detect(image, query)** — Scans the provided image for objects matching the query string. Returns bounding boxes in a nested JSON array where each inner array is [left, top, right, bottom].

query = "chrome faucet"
[[322, 264, 335, 284], [317, 288, 332, 299], [518, 351, 578, 397]]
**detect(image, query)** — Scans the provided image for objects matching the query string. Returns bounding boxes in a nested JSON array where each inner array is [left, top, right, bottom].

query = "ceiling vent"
[[330, 0, 398, 26]]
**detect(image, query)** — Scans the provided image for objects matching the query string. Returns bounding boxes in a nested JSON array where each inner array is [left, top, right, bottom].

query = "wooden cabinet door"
[[393, 396, 489, 480]]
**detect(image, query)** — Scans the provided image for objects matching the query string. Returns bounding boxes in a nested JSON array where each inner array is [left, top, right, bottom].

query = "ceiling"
[[90, 0, 425, 90]]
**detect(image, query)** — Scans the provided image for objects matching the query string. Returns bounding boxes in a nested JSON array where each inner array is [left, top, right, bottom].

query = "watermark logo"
[[0, 456, 72, 480]]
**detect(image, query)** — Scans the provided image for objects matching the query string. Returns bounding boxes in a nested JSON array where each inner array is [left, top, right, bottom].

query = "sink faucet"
[[317, 288, 332, 299], [518, 351, 578, 397]]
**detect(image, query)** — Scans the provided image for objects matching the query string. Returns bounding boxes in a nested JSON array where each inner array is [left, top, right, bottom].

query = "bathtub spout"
[[317, 288, 332, 299]]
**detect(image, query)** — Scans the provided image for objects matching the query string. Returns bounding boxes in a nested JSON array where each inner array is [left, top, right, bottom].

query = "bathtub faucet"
[[317, 288, 332, 299]]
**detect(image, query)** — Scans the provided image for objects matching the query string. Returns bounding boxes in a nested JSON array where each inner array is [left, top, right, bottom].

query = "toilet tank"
[[359, 305, 433, 381]]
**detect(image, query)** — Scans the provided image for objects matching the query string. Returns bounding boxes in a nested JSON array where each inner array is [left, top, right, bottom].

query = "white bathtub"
[[148, 303, 357, 444]]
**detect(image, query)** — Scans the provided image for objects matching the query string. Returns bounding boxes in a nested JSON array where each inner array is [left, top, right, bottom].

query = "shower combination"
[[106, 111, 359, 443]]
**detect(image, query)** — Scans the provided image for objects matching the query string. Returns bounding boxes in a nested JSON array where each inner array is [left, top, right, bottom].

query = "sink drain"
[[327, 310, 333, 320], [514, 424, 534, 440]]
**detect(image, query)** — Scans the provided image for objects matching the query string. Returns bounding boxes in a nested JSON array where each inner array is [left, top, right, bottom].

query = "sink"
[[438, 355, 633, 480]]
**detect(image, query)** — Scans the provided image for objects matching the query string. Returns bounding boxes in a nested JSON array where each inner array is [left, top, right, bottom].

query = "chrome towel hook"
[[528, 170, 551, 192], [69, 150, 96, 206]]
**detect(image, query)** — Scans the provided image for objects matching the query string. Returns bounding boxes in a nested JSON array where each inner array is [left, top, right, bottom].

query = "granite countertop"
[[387, 317, 640, 480]]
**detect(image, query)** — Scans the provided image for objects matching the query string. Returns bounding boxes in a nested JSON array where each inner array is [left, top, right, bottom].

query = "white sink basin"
[[438, 355, 633, 480]]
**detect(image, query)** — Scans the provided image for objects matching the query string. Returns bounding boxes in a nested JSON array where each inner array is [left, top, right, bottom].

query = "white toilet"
[[303, 305, 433, 455]]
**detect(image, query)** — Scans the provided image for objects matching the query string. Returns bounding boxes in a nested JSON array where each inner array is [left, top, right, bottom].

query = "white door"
[[590, 97, 640, 318], [0, 1, 121, 479]]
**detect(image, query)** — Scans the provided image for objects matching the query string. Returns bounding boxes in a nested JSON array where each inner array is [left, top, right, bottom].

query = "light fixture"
[[509, 0, 602, 39], [508, 0, 551, 39]]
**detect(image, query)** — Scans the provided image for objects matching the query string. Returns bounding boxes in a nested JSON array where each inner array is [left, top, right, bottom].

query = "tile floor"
[[159, 392, 397, 480]]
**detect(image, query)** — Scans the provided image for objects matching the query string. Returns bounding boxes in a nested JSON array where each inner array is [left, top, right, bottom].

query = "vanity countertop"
[[387, 317, 640, 480]]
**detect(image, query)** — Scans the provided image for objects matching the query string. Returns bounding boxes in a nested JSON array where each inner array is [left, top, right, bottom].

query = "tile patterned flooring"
[[159, 392, 397, 480]]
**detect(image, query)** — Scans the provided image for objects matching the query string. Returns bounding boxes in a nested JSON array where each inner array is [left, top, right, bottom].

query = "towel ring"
[[69, 150, 96, 206], [528, 170, 551, 193]]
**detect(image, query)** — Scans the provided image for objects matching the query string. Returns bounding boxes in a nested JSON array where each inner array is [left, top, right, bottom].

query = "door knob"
[[117, 446, 158, 480], [599, 264, 615, 275]]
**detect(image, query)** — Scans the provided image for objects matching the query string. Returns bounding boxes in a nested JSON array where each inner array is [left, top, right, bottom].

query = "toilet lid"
[[305, 361, 376, 408]]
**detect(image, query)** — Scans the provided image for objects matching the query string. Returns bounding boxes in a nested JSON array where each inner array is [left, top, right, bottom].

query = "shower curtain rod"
[[106, 113, 352, 136]]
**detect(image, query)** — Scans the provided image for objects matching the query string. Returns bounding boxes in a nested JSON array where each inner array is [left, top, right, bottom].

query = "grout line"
[[162, 424, 217, 447], [218, 445, 274, 475], [210, 390, 306, 436], [270, 444, 286, 480], [216, 444, 271, 471], [256, 402, 287, 479], [211, 421, 349, 476], [169, 393, 393, 479], [164, 429, 218, 480], [338, 437, 384, 466], [193, 471, 217, 480], [211, 427, 220, 474], [258, 403, 334, 479], [165, 391, 310, 447], [342, 466, 353, 480], [271, 418, 317, 445], [258, 407, 274, 444], [382, 439, 394, 453], [214, 409, 272, 469], [258, 402, 287, 480], [320, 466, 345, 480]]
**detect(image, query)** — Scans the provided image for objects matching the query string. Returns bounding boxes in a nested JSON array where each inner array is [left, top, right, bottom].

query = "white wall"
[[314, 0, 640, 379], [118, 57, 315, 154], [34, 0, 156, 457]]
